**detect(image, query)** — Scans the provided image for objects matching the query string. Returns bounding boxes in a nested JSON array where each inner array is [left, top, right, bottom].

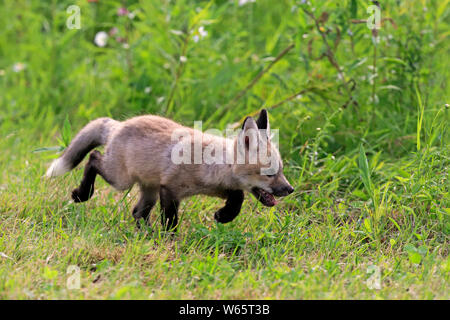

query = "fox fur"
[[46, 109, 294, 230]]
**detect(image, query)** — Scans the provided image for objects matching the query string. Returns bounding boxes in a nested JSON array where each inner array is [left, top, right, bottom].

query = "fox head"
[[232, 109, 294, 207]]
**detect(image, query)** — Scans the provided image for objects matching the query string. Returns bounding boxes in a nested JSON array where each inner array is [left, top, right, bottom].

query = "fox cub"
[[46, 109, 293, 230]]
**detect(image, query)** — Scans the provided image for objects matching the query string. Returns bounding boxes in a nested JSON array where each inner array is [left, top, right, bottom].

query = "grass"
[[0, 0, 449, 299]]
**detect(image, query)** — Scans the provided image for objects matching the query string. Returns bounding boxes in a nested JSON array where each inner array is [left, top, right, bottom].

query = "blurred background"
[[0, 0, 448, 299], [0, 0, 448, 162]]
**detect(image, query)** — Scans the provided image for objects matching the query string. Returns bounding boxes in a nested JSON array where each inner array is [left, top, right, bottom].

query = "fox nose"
[[286, 185, 294, 194], [272, 185, 294, 197]]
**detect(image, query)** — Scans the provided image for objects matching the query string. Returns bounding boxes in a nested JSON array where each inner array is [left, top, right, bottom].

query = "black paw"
[[71, 186, 94, 203], [214, 208, 236, 224]]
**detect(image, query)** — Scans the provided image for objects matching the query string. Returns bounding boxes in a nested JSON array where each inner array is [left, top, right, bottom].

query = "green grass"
[[0, 0, 449, 299]]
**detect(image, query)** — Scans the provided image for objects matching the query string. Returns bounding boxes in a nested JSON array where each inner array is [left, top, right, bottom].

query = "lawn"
[[0, 0, 448, 299]]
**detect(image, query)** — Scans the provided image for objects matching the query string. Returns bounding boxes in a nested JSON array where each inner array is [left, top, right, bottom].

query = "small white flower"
[[128, 11, 136, 20], [13, 62, 26, 73], [122, 43, 130, 49], [193, 26, 208, 42], [94, 31, 109, 47], [157, 96, 165, 104], [180, 55, 187, 63], [316, 127, 321, 131], [0, 69, 5, 76], [198, 26, 207, 37], [239, 0, 256, 6], [144, 87, 152, 94]]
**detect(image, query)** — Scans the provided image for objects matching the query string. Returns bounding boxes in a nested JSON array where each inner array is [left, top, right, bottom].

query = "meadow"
[[0, 0, 448, 299]]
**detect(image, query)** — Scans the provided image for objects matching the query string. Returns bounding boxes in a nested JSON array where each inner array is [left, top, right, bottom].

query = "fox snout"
[[270, 173, 294, 197], [271, 184, 294, 197]]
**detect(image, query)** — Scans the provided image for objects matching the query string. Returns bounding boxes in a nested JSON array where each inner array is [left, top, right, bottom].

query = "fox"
[[46, 109, 294, 231]]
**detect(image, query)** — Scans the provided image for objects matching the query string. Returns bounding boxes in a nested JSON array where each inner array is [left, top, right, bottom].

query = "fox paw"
[[71, 187, 94, 203], [214, 208, 237, 224]]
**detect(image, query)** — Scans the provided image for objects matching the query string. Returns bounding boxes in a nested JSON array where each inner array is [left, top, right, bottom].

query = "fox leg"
[[71, 150, 118, 202], [214, 190, 244, 223], [132, 186, 158, 226], [71, 150, 103, 202], [159, 186, 179, 231]]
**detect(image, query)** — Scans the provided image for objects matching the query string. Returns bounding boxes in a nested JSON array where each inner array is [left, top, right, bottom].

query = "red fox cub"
[[46, 109, 294, 230]]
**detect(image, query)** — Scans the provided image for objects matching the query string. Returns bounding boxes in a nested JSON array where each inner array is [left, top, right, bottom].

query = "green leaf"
[[415, 83, 425, 151], [437, 0, 450, 19], [404, 244, 416, 253], [408, 252, 422, 264], [43, 266, 58, 280], [379, 85, 402, 91], [404, 244, 422, 264], [417, 245, 428, 256], [61, 115, 72, 148], [347, 57, 368, 72], [364, 218, 372, 234], [358, 144, 373, 196], [380, 57, 408, 66], [32, 146, 65, 153]]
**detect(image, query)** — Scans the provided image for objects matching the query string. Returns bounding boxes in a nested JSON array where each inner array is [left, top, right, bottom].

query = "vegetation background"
[[0, 0, 448, 299]]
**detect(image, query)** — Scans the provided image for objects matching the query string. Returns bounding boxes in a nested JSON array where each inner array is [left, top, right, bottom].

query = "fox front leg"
[[132, 186, 158, 228], [214, 190, 244, 223], [159, 186, 180, 231]]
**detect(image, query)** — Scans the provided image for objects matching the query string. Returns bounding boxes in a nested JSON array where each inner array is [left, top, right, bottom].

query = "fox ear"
[[241, 116, 258, 131], [240, 116, 259, 150], [256, 109, 270, 138]]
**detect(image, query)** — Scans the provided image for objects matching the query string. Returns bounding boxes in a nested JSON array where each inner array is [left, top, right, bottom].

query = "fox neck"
[[197, 137, 240, 190]]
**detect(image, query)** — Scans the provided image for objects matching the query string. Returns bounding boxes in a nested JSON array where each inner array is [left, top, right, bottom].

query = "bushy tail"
[[46, 117, 119, 177]]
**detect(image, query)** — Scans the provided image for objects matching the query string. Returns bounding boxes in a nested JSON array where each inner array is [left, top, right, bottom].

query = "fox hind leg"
[[71, 150, 102, 202], [159, 186, 179, 231], [71, 150, 115, 202]]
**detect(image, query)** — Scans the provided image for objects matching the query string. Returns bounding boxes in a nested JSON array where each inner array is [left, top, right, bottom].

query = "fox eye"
[[266, 174, 276, 178]]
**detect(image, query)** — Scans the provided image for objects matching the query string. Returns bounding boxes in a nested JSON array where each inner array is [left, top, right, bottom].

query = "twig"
[[229, 87, 314, 128], [205, 42, 295, 126], [227, 43, 295, 108], [267, 87, 313, 110], [302, 7, 356, 108]]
